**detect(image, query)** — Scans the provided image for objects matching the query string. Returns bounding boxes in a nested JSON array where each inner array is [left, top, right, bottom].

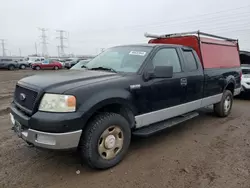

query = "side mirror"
[[154, 66, 173, 78], [143, 66, 173, 81]]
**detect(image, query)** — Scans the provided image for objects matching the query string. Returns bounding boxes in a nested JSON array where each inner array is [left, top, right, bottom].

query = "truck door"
[[147, 47, 187, 111], [180, 48, 204, 102]]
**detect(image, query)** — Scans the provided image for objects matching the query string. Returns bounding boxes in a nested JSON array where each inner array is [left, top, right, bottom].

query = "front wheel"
[[214, 90, 233, 117], [79, 112, 131, 169], [54, 66, 59, 70], [35, 66, 41, 70]]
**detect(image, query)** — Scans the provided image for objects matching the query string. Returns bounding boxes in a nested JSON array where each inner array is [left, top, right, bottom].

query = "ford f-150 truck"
[[10, 31, 241, 169]]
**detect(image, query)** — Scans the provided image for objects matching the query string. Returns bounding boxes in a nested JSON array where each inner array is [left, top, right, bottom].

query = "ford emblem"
[[20, 93, 26, 101]]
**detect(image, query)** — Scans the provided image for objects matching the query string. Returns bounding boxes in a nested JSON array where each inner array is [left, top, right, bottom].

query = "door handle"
[[180, 78, 187, 86]]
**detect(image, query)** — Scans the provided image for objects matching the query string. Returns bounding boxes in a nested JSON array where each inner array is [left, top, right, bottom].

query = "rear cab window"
[[182, 49, 198, 71]]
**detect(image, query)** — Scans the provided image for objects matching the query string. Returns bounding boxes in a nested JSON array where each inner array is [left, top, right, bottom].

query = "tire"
[[35, 66, 41, 70], [214, 90, 233, 117], [54, 66, 59, 70], [79, 112, 131, 169], [8, 65, 15, 70], [20, 64, 26, 69]]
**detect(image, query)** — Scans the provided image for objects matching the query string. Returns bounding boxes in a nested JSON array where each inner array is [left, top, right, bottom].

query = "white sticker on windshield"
[[129, 51, 146, 56]]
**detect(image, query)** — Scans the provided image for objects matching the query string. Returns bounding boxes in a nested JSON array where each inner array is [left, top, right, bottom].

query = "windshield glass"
[[85, 46, 152, 73], [70, 60, 90, 70]]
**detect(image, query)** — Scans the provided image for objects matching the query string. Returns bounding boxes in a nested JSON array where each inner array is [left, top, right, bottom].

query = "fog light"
[[36, 134, 56, 145]]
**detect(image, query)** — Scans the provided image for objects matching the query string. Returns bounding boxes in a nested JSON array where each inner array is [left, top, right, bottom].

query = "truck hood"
[[18, 70, 119, 92]]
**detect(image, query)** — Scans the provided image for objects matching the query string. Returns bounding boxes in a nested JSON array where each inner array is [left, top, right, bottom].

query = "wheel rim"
[[98, 126, 124, 160], [55, 66, 58, 70], [21, 65, 25, 69], [224, 96, 231, 113], [36, 67, 40, 70]]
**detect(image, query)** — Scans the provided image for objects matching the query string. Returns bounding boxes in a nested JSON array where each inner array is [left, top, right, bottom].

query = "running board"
[[132, 112, 199, 137]]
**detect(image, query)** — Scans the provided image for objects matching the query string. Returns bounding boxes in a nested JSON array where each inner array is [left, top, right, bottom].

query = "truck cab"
[[10, 31, 241, 170]]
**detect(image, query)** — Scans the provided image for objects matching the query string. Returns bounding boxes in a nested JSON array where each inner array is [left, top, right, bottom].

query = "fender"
[[224, 75, 236, 90], [78, 89, 137, 126]]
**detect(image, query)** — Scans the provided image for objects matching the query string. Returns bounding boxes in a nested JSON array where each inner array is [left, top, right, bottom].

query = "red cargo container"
[[147, 31, 241, 69]]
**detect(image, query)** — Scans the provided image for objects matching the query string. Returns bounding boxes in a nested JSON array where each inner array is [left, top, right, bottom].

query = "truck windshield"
[[85, 46, 152, 73], [71, 60, 90, 70]]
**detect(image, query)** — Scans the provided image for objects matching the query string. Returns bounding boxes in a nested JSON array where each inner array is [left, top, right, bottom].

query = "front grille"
[[14, 85, 38, 111]]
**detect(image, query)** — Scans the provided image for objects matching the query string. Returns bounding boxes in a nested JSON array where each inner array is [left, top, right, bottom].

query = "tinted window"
[[152, 48, 181, 73], [1, 59, 12, 61], [183, 51, 198, 71]]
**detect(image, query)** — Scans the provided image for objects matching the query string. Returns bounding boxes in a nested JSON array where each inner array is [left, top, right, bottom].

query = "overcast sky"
[[0, 0, 249, 56]]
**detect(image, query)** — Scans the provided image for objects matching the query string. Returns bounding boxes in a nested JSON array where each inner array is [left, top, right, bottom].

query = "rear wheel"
[[214, 90, 233, 117], [8, 65, 15, 70], [79, 112, 131, 169]]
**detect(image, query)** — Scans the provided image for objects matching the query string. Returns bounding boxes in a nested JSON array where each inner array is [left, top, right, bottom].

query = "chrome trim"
[[20, 129, 82, 150], [135, 94, 222, 128]]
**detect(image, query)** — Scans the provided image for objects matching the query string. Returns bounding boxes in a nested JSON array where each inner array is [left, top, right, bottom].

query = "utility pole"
[[0, 39, 7, 57], [57, 46, 60, 57], [56, 30, 67, 57], [38, 28, 49, 57], [35, 42, 38, 56], [19, 48, 22, 57]]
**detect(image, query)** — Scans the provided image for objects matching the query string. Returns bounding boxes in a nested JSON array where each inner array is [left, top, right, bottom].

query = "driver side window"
[[152, 48, 181, 73]]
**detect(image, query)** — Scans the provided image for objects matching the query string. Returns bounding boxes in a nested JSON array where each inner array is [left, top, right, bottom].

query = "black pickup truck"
[[10, 32, 241, 169]]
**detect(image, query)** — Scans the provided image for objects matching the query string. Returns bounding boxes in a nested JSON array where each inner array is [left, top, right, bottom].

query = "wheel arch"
[[224, 76, 236, 94], [79, 95, 137, 130]]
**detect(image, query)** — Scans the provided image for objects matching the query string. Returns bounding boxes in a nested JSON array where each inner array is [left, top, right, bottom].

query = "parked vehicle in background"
[[17, 59, 29, 69], [70, 59, 91, 70], [0, 59, 19, 70], [49, 58, 65, 67], [10, 31, 241, 170], [25, 56, 45, 66], [241, 64, 250, 93], [31, 59, 63, 70], [65, 58, 87, 69]]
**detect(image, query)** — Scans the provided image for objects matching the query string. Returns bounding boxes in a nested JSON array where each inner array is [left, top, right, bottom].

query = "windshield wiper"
[[89, 66, 117, 73]]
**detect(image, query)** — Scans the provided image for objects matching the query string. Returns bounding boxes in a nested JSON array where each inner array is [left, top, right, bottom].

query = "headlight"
[[39, 93, 76, 112]]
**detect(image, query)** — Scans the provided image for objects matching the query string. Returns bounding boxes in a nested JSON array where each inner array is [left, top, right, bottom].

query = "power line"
[[0, 39, 7, 57], [56, 30, 67, 57], [78, 5, 250, 34], [38, 28, 49, 57]]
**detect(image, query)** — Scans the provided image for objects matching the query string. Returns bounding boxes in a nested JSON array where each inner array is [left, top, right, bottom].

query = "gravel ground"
[[0, 69, 250, 188]]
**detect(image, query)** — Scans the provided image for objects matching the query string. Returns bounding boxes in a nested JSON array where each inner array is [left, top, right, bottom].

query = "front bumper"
[[10, 103, 83, 150], [12, 120, 82, 149]]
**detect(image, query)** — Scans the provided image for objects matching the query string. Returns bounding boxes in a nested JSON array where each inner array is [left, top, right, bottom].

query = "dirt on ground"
[[0, 69, 250, 188]]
